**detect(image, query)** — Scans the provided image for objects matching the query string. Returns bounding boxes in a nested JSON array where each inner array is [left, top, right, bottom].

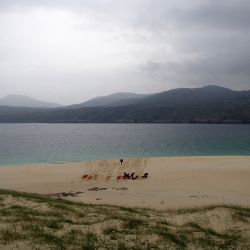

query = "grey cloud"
[[1, 0, 250, 33], [0, 0, 250, 104], [1, 0, 250, 30], [169, 1, 250, 30], [141, 48, 250, 90]]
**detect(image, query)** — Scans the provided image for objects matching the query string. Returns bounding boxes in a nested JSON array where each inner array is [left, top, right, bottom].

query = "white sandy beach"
[[0, 156, 250, 209]]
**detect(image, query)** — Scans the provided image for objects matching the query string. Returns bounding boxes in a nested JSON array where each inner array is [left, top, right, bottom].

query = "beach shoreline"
[[0, 156, 250, 210]]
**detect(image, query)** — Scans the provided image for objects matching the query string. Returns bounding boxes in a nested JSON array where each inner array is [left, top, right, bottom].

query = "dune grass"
[[0, 189, 249, 249]]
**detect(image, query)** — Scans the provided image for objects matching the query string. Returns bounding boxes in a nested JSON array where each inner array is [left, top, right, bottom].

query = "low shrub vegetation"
[[0, 189, 249, 249]]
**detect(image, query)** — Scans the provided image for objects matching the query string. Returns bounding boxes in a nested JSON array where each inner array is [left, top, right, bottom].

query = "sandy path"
[[0, 156, 250, 209]]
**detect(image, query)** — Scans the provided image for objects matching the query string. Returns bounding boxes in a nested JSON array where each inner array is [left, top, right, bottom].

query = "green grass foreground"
[[0, 189, 249, 249]]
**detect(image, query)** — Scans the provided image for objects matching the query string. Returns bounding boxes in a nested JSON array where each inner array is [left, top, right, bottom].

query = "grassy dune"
[[0, 189, 250, 249]]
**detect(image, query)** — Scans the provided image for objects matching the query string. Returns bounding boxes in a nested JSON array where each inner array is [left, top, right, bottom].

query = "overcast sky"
[[0, 0, 250, 104]]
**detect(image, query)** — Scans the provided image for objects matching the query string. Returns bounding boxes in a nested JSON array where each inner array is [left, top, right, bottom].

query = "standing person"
[[120, 158, 124, 165]]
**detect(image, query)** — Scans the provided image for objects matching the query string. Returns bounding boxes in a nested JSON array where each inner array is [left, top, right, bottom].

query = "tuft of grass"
[[123, 218, 144, 230], [103, 225, 119, 235], [44, 220, 63, 230], [186, 222, 240, 249], [233, 210, 250, 223], [0, 228, 25, 244], [119, 207, 138, 213], [22, 223, 64, 249], [117, 240, 130, 250], [156, 226, 188, 248], [81, 232, 98, 250]]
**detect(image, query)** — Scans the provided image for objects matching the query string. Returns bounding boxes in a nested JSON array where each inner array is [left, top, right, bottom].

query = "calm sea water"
[[0, 124, 250, 166]]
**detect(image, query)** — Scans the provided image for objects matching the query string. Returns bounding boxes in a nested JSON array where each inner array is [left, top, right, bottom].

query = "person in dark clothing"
[[120, 158, 124, 165], [123, 172, 130, 179], [141, 173, 148, 178], [131, 172, 138, 180]]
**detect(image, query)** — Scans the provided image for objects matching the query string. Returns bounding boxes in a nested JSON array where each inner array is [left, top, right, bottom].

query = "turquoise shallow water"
[[0, 123, 250, 166]]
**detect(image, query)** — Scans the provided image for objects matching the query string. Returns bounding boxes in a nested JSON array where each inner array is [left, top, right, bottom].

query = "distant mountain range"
[[69, 92, 150, 108], [0, 85, 250, 123], [0, 95, 63, 108]]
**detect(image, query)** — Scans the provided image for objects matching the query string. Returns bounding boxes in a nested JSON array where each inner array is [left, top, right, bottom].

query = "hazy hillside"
[[0, 86, 250, 123], [0, 95, 63, 108], [69, 92, 150, 108], [137, 85, 237, 107]]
